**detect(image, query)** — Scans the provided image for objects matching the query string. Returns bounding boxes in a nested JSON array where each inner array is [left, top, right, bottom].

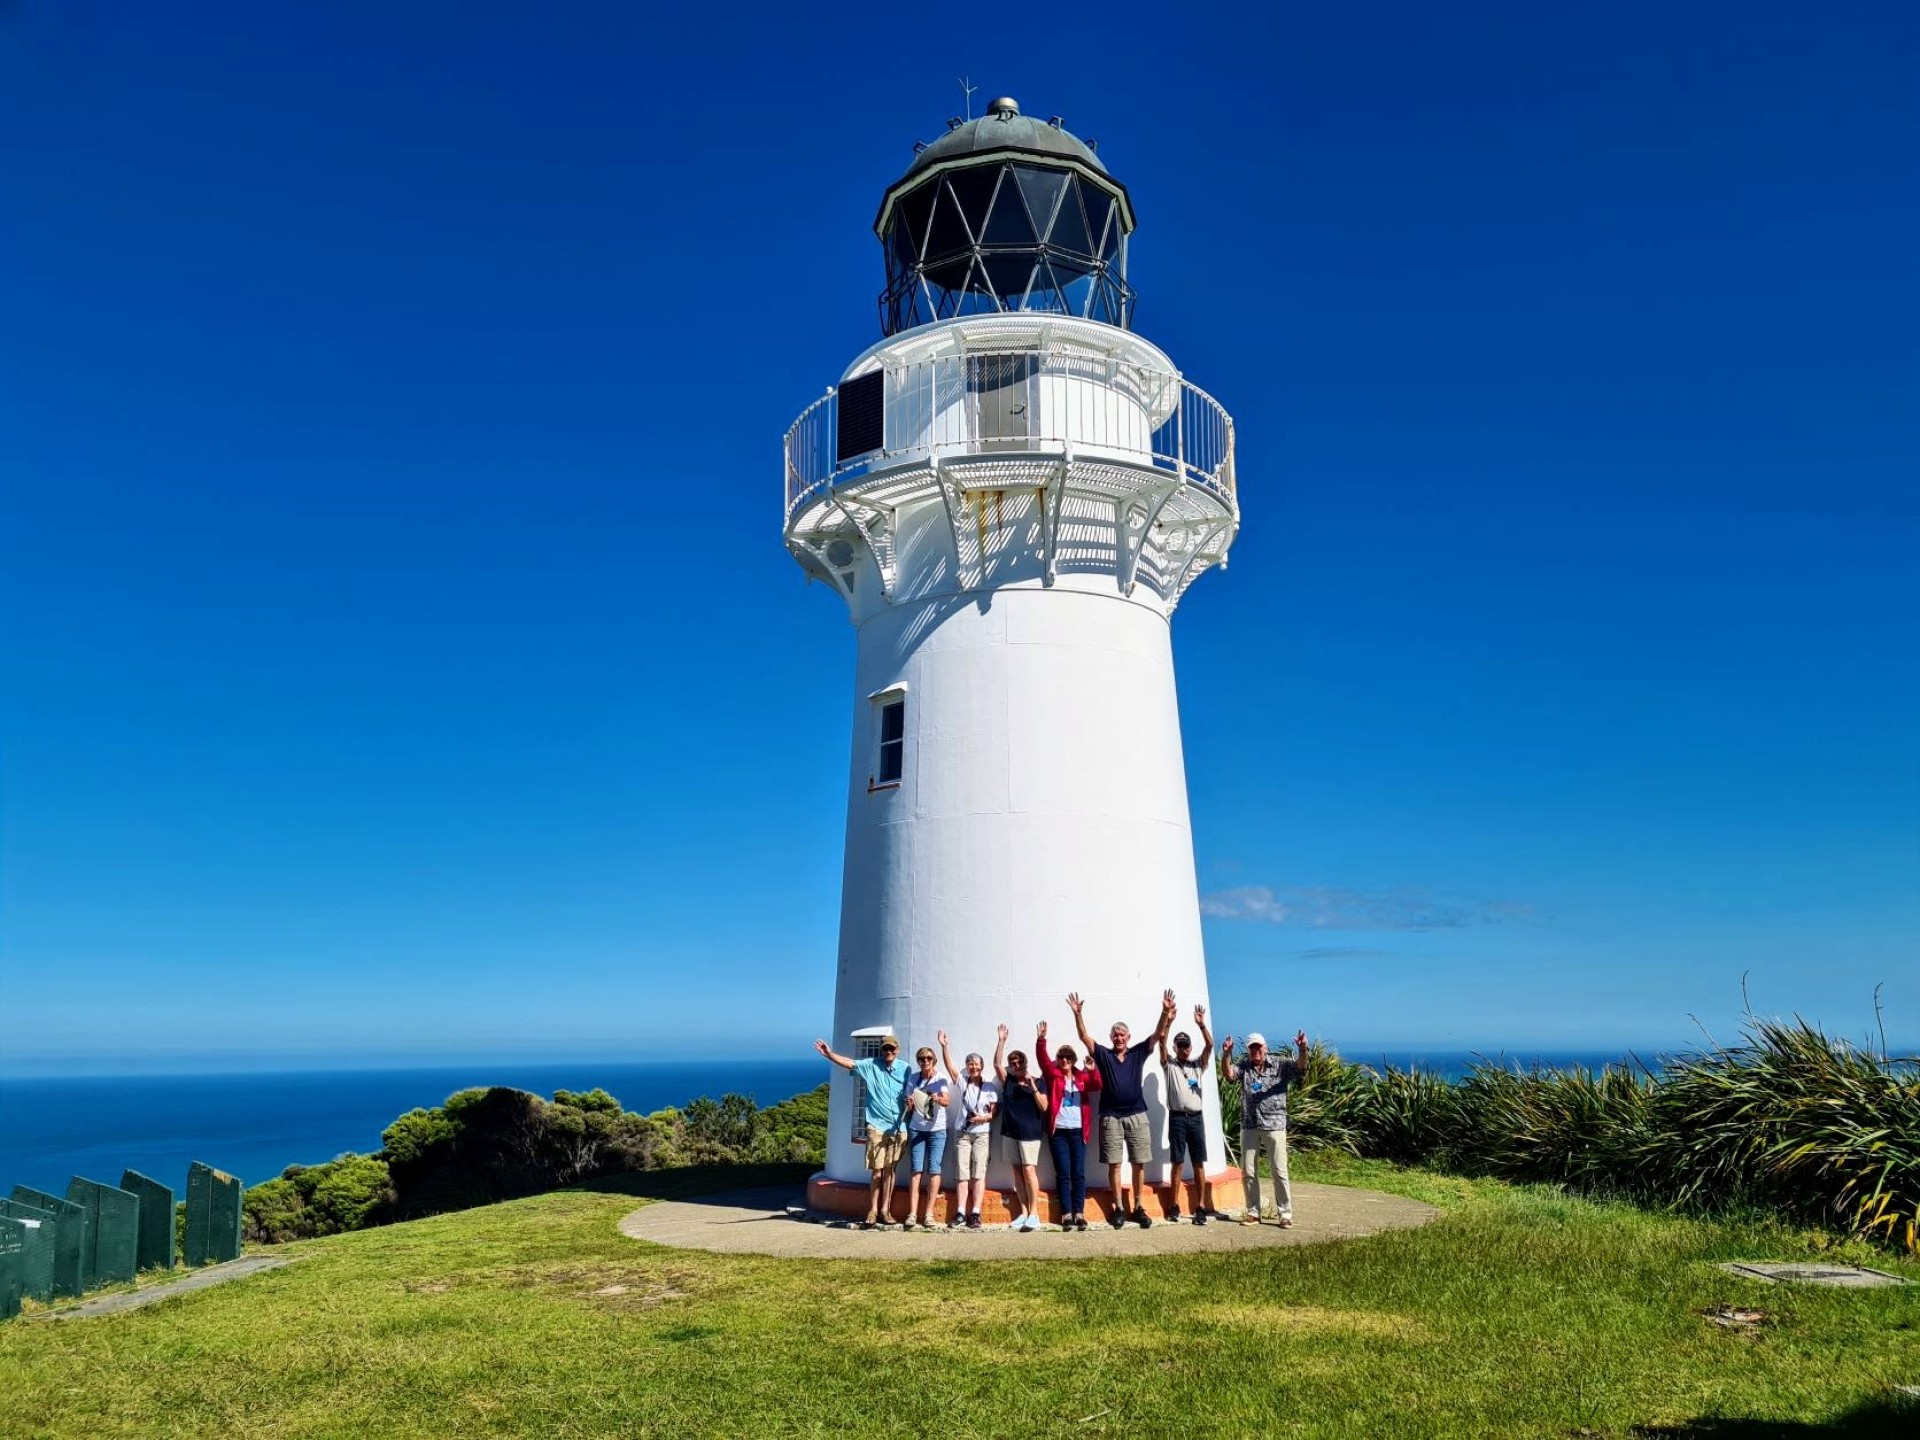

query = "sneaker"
[[1168, 1205, 1182, 1223], [1209, 1208, 1234, 1222], [1107, 1212, 1127, 1230], [1018, 1214, 1039, 1233], [1193, 1211, 1209, 1226], [966, 1214, 982, 1230], [1133, 1206, 1153, 1229]]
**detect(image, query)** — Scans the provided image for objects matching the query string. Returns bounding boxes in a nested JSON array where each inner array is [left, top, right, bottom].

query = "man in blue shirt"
[[814, 1034, 911, 1229], [1069, 988, 1176, 1229]]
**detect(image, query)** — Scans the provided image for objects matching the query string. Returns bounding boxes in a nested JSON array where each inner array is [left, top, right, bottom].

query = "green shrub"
[[247, 1079, 833, 1240], [1283, 1014, 1919, 1254], [244, 1154, 395, 1242]]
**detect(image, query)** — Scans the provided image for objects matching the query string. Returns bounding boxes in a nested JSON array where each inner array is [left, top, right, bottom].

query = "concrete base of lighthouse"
[[808, 1167, 1248, 1225]]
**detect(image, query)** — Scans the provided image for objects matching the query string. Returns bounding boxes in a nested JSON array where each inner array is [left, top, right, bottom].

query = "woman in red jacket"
[[1035, 1020, 1102, 1231]]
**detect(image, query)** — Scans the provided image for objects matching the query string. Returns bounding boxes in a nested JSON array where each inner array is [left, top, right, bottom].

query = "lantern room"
[[874, 97, 1136, 335]]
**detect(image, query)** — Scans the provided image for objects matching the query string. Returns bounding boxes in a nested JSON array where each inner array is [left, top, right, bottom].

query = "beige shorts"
[[1100, 1111, 1153, 1164], [865, 1130, 906, 1173], [999, 1136, 1042, 1167], [954, 1129, 992, 1181]]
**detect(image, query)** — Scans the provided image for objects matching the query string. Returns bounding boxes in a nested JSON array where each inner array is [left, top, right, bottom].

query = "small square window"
[[851, 1032, 890, 1143]]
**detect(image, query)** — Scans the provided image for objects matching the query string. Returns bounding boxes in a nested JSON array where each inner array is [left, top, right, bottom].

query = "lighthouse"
[[784, 98, 1241, 1218]]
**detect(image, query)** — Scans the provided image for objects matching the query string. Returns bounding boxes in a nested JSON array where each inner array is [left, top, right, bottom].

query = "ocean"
[[0, 1048, 1655, 1199], [0, 1059, 822, 1198]]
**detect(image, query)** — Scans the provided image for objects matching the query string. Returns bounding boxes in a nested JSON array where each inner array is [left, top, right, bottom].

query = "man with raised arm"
[[1220, 1027, 1310, 1227], [1068, 988, 1176, 1229], [1156, 1003, 1217, 1224], [812, 1034, 911, 1229], [939, 1029, 998, 1231]]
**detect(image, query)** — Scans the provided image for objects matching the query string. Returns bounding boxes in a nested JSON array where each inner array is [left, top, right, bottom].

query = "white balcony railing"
[[784, 348, 1235, 525]]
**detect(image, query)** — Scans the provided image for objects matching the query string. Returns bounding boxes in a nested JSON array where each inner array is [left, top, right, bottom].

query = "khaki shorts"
[[954, 1128, 992, 1181], [999, 1136, 1042, 1167], [1100, 1111, 1153, 1164], [865, 1130, 906, 1173]]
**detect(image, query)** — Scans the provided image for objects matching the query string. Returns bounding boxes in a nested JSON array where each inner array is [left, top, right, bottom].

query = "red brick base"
[[807, 1168, 1247, 1225]]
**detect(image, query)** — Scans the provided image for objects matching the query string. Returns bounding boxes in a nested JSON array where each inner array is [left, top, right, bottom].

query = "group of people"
[[812, 989, 1310, 1234]]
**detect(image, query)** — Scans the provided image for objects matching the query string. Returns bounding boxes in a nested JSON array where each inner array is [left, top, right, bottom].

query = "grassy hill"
[[3, 1155, 1916, 1438]]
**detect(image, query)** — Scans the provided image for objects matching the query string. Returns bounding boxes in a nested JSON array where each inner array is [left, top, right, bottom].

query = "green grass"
[[3, 1158, 1917, 1438]]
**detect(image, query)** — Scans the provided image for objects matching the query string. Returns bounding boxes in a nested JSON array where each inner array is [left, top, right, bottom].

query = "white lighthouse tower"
[[784, 98, 1242, 1218]]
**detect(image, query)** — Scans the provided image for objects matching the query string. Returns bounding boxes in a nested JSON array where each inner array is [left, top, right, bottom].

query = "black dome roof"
[[903, 102, 1107, 180]]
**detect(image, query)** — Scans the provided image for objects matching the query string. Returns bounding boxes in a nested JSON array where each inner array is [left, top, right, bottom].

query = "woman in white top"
[[938, 1029, 999, 1230]]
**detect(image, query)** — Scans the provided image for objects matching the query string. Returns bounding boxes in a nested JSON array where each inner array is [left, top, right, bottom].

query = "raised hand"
[[937, 1029, 949, 1048], [1295, 1029, 1309, 1049], [1066, 992, 1084, 1014], [1222, 1035, 1235, 1056], [1194, 1004, 1207, 1025], [813, 1039, 831, 1057], [1036, 1020, 1048, 1041], [1162, 988, 1177, 1016], [996, 1022, 1010, 1043]]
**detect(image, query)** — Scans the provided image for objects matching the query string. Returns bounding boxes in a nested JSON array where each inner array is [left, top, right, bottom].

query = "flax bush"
[[1287, 1016, 1919, 1253]]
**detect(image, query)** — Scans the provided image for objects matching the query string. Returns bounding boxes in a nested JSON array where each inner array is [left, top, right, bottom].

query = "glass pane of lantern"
[[1049, 180, 1093, 257], [1015, 166, 1068, 236], [892, 184, 936, 266], [924, 179, 971, 259], [1084, 189, 1117, 257], [983, 252, 1035, 304], [945, 167, 998, 245], [981, 171, 1036, 245]]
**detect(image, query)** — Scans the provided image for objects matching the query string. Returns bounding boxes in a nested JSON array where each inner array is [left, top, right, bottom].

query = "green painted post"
[[0, 1201, 57, 1302], [119, 1171, 177, 1272], [65, 1178, 140, 1288], [185, 1163, 244, 1266], [0, 1218, 25, 1321], [11, 1186, 87, 1298]]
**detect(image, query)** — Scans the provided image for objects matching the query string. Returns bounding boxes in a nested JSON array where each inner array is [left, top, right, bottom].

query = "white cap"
[[1245, 1032, 1267, 1049]]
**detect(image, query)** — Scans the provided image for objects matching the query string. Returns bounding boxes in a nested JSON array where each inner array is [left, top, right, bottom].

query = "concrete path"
[[38, 1255, 294, 1320], [620, 1183, 1436, 1261]]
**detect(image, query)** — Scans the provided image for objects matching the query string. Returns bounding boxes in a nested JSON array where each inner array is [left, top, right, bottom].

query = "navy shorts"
[[1168, 1110, 1208, 1165]]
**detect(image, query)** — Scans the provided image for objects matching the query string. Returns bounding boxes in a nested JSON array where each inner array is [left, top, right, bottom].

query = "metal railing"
[[784, 348, 1235, 524]]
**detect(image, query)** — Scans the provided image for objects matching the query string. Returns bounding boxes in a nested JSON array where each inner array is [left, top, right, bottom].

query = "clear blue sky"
[[2, 1, 1914, 1073]]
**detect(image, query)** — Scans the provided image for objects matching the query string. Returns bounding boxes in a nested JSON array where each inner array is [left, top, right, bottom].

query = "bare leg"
[[923, 1174, 942, 1225], [1131, 1161, 1148, 1214], [866, 1172, 884, 1223], [1108, 1162, 1126, 1217], [880, 1164, 899, 1223]]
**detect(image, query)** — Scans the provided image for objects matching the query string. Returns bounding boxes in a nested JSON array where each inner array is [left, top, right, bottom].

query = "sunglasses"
[[881, 1045, 899, 1053]]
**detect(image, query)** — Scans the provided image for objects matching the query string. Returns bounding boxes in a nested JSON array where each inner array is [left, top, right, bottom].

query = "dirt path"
[[619, 1182, 1436, 1261]]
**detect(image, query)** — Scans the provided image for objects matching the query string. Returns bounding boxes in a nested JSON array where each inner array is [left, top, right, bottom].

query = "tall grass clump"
[[1283, 1013, 1919, 1253]]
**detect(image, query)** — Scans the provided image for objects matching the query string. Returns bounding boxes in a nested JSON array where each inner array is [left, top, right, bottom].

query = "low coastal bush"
[[1267, 1015, 1919, 1253], [243, 1082, 828, 1241]]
